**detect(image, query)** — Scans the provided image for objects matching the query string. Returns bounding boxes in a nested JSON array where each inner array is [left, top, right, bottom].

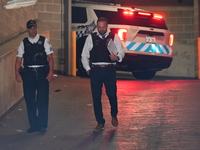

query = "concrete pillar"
[[64, 0, 72, 75], [194, 0, 200, 78]]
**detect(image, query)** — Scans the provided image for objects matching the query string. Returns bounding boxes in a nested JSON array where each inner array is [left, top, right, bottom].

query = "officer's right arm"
[[15, 57, 23, 82], [81, 35, 93, 74]]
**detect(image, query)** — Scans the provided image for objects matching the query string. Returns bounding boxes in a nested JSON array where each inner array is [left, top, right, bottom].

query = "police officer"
[[15, 20, 54, 133], [81, 17, 125, 132]]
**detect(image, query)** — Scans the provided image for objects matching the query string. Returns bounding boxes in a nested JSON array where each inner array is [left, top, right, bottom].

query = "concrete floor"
[[0, 74, 200, 150]]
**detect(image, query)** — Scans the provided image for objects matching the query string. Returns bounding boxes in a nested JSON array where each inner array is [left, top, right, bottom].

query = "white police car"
[[72, 0, 174, 79]]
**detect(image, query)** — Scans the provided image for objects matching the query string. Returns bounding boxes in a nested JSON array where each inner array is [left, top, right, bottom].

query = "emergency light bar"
[[123, 10, 134, 15], [153, 14, 163, 19], [138, 12, 163, 20], [138, 12, 151, 16]]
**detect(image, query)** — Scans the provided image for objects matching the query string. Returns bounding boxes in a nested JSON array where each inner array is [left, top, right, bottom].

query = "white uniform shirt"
[[16, 34, 53, 58], [81, 31, 125, 71]]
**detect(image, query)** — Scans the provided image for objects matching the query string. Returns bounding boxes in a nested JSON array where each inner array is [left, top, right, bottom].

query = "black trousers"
[[21, 67, 49, 129], [90, 66, 118, 125]]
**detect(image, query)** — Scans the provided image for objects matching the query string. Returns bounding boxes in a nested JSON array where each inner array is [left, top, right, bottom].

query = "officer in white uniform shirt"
[[81, 17, 125, 132], [15, 20, 54, 134]]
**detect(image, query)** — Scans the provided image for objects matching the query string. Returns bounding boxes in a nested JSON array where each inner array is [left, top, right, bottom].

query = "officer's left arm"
[[44, 38, 54, 82], [46, 53, 54, 82], [113, 34, 125, 62]]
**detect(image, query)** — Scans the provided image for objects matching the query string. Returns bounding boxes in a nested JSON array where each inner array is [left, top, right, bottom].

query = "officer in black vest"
[[81, 17, 125, 132], [15, 20, 54, 134]]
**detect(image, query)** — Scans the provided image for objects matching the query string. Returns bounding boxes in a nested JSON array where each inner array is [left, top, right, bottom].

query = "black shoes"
[[27, 128, 39, 133], [26, 127, 46, 133], [39, 128, 46, 134]]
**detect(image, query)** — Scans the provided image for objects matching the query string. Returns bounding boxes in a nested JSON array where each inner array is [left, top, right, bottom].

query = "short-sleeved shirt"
[[16, 34, 53, 58]]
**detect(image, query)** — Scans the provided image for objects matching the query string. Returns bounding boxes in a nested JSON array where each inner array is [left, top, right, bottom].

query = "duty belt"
[[92, 64, 115, 68], [24, 66, 46, 72]]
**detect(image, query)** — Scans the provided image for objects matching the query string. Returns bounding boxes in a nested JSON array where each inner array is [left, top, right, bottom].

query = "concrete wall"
[[0, 1, 37, 117], [36, 0, 64, 73], [0, 31, 25, 117], [139, 6, 195, 77], [116, 0, 193, 6], [0, 29, 50, 118], [0, 48, 23, 117], [194, 0, 200, 77], [0, 0, 37, 44], [0, 1, 51, 117]]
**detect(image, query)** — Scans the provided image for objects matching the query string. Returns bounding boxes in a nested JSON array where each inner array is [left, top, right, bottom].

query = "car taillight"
[[153, 13, 163, 20], [169, 34, 174, 46], [118, 29, 127, 41]]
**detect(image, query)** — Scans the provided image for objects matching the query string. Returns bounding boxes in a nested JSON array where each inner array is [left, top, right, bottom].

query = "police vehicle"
[[72, 0, 174, 79]]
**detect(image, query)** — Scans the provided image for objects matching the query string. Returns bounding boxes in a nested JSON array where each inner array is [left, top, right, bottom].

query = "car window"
[[94, 9, 168, 29], [72, 7, 87, 23]]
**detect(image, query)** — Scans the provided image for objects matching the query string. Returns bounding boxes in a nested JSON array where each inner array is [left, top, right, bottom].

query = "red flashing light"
[[123, 10, 134, 16], [138, 12, 151, 16], [118, 29, 127, 41], [153, 13, 163, 20]]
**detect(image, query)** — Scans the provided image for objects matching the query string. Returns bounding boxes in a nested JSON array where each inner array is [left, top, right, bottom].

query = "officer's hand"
[[109, 52, 118, 61], [46, 73, 54, 82], [15, 73, 22, 82], [87, 70, 90, 75]]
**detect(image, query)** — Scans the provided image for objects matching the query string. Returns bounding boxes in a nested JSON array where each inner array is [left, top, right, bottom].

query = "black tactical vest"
[[90, 32, 115, 63], [23, 36, 48, 66]]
